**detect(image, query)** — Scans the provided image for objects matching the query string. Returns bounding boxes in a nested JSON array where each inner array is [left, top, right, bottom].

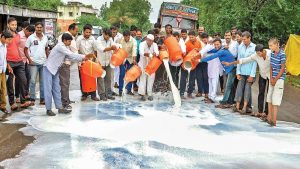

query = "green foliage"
[[181, 0, 300, 45], [0, 0, 29, 6], [286, 75, 300, 88], [75, 15, 111, 32], [100, 0, 152, 32], [28, 0, 63, 11], [0, 0, 62, 11]]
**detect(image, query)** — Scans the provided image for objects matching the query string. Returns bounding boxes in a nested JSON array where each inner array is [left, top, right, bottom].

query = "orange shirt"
[[7, 33, 22, 62], [185, 39, 202, 53]]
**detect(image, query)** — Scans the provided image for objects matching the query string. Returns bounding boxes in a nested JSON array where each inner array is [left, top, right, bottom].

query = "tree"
[[0, 0, 29, 6], [0, 0, 62, 10], [181, 0, 300, 45], [101, 0, 152, 32], [28, 0, 63, 11], [75, 15, 110, 32]]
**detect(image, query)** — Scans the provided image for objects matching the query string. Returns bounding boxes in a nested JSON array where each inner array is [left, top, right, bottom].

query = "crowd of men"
[[0, 17, 286, 127]]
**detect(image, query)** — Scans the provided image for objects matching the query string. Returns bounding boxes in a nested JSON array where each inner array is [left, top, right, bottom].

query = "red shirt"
[[185, 39, 202, 53], [7, 33, 22, 62]]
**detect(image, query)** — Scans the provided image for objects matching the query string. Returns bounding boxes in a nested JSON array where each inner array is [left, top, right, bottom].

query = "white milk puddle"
[[1, 90, 300, 169]]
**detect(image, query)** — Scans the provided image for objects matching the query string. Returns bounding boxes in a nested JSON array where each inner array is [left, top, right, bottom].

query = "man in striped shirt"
[[267, 38, 286, 127]]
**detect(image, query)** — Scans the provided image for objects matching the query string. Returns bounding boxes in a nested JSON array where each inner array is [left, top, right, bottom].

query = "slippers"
[[10, 104, 18, 111], [20, 102, 31, 108], [232, 106, 239, 112]]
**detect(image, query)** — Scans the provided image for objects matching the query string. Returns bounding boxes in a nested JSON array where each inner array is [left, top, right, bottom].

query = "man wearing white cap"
[[138, 34, 159, 101]]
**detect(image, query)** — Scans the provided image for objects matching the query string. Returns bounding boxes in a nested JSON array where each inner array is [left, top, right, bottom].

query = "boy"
[[43, 33, 92, 116], [267, 38, 286, 126], [0, 31, 13, 114]]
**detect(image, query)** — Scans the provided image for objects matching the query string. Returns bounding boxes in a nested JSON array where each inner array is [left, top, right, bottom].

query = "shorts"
[[267, 79, 284, 106]]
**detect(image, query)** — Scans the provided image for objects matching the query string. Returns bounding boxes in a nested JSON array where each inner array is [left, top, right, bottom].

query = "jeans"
[[6, 61, 27, 104], [196, 62, 209, 94], [119, 60, 133, 93], [59, 63, 71, 106], [258, 75, 269, 113], [43, 66, 62, 111], [235, 75, 255, 104], [221, 68, 236, 103], [29, 64, 44, 101]]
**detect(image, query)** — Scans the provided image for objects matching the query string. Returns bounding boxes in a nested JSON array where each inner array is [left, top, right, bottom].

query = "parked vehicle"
[[158, 2, 199, 32]]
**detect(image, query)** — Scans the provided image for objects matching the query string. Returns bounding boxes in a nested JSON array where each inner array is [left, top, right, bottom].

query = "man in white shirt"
[[24, 22, 49, 106], [220, 31, 239, 93], [200, 39, 222, 103], [43, 33, 91, 116], [111, 25, 123, 91], [138, 34, 159, 101], [195, 32, 209, 98], [118, 30, 137, 95], [180, 29, 189, 43], [223, 44, 271, 118], [96, 28, 117, 101], [171, 32, 186, 87], [196, 26, 205, 42], [0, 31, 13, 114], [76, 24, 99, 101], [58, 23, 78, 109]]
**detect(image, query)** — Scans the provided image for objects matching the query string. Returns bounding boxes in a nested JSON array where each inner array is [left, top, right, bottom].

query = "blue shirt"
[[0, 42, 7, 73], [237, 42, 257, 77], [271, 49, 286, 80], [201, 48, 235, 74], [135, 37, 143, 56]]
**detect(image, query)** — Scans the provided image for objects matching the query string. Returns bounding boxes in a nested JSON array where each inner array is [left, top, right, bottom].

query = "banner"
[[285, 34, 300, 76], [44, 19, 54, 35]]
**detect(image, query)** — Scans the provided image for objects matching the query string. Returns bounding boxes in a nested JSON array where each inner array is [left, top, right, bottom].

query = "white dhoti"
[[209, 77, 219, 100], [114, 66, 120, 84], [207, 57, 222, 101], [138, 73, 155, 96]]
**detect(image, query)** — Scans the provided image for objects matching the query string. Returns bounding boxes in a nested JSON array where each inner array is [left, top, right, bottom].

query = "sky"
[[62, 0, 181, 23]]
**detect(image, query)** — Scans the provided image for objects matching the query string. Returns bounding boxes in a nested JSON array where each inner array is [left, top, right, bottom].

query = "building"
[[0, 3, 57, 35], [57, 1, 99, 32]]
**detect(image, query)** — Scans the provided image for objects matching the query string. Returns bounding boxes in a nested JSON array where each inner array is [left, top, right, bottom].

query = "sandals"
[[250, 112, 261, 117], [10, 104, 18, 111], [239, 109, 247, 115], [260, 113, 268, 121], [205, 98, 215, 104], [0, 108, 9, 114], [232, 106, 239, 112], [20, 102, 31, 108], [196, 93, 202, 97], [215, 104, 231, 109], [267, 120, 276, 127], [204, 94, 209, 99], [16, 98, 20, 103]]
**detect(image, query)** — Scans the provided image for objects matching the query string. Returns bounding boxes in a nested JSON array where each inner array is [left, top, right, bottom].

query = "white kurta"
[[112, 33, 124, 85], [200, 44, 222, 100], [138, 41, 159, 96]]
